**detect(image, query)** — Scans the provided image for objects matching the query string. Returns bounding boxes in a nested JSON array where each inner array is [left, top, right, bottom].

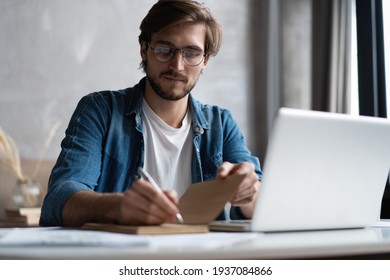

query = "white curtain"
[[251, 0, 352, 161], [329, 0, 352, 113], [250, 0, 282, 163], [312, 0, 352, 113]]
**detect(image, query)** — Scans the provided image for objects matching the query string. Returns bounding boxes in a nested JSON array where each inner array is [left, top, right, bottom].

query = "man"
[[40, 0, 262, 227]]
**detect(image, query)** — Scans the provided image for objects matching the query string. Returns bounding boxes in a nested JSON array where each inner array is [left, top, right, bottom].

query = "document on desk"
[[147, 232, 261, 250], [0, 228, 260, 251], [0, 227, 150, 247]]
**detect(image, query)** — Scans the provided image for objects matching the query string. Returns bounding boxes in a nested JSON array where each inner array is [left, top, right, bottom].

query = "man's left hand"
[[217, 161, 260, 218]]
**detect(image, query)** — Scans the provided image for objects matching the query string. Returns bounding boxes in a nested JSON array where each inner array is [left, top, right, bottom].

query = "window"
[[384, 0, 390, 116], [353, 0, 386, 117], [352, 0, 389, 218], [350, 0, 359, 115]]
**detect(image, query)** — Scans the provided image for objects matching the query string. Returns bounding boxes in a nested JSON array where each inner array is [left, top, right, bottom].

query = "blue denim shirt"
[[40, 77, 262, 226]]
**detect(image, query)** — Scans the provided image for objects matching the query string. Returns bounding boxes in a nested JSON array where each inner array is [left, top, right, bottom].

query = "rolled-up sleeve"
[[40, 93, 109, 226]]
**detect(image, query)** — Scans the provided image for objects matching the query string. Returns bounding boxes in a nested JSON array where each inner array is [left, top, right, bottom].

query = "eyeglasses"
[[147, 42, 206, 66]]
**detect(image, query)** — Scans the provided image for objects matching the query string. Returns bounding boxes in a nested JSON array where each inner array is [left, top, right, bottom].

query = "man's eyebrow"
[[154, 40, 203, 51], [154, 40, 174, 46]]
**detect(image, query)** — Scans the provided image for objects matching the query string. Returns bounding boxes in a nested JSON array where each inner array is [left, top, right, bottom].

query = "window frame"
[[355, 0, 387, 117]]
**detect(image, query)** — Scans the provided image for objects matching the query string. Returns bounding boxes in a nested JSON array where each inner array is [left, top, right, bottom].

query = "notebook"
[[210, 108, 390, 232], [82, 174, 246, 235], [82, 223, 209, 235]]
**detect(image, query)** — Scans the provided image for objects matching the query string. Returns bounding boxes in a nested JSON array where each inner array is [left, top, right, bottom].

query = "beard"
[[146, 66, 199, 101]]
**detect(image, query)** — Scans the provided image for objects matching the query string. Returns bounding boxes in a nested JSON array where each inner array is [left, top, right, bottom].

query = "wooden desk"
[[1, 224, 390, 260]]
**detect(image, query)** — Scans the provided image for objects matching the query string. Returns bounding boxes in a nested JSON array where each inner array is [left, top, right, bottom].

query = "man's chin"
[[157, 84, 189, 100], [158, 91, 189, 101], [147, 75, 191, 101]]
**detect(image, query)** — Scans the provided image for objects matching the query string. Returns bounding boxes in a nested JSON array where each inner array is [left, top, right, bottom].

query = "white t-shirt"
[[142, 99, 193, 198]]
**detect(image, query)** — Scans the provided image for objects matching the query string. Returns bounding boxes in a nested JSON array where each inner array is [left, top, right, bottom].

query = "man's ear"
[[202, 55, 210, 69], [140, 41, 148, 60]]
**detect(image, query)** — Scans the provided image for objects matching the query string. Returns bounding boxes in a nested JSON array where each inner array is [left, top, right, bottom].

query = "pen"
[[137, 167, 184, 224]]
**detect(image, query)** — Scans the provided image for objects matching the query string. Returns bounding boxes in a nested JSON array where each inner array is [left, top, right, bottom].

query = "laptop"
[[210, 108, 390, 232]]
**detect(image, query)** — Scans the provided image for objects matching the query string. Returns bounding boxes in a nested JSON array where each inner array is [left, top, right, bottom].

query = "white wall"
[[0, 0, 253, 160]]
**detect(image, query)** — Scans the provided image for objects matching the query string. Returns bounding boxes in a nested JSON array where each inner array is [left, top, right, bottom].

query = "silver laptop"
[[211, 108, 390, 232]]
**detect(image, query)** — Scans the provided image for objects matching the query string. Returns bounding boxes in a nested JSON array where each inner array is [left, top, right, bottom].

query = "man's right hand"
[[61, 180, 180, 227], [118, 178, 180, 225]]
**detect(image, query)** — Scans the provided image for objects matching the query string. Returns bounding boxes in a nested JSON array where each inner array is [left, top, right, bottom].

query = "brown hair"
[[139, 0, 222, 71]]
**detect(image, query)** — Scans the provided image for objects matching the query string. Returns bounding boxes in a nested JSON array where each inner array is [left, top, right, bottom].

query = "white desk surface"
[[1, 223, 390, 260]]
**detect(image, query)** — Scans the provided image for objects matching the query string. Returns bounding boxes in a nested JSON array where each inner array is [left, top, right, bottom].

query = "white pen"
[[137, 167, 184, 224]]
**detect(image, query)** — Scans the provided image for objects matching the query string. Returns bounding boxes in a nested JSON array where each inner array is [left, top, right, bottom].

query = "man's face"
[[141, 23, 208, 101]]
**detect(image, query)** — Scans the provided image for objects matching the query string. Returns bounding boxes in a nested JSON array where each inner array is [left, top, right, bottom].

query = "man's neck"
[[144, 83, 189, 128]]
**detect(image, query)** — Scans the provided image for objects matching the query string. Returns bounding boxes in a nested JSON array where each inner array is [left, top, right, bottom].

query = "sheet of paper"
[[0, 227, 260, 250], [0, 227, 150, 247], [147, 232, 261, 250], [179, 174, 246, 224]]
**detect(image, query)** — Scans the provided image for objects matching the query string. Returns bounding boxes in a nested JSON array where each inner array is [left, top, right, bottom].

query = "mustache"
[[160, 71, 187, 82]]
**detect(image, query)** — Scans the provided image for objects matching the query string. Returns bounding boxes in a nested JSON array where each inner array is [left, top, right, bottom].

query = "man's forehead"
[[150, 23, 206, 46]]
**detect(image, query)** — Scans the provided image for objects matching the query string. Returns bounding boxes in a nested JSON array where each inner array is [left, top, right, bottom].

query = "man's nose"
[[169, 50, 185, 70]]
